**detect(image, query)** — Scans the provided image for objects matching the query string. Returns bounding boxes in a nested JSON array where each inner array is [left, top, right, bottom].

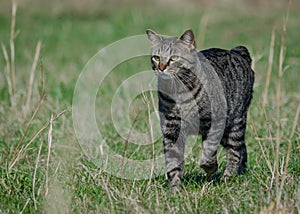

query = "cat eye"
[[152, 55, 160, 62], [169, 55, 179, 62]]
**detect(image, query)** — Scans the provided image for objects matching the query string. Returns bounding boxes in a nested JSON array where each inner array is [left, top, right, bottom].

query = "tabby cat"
[[146, 29, 254, 190]]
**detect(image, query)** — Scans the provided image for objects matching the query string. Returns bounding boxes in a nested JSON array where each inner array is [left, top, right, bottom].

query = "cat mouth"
[[156, 70, 174, 79]]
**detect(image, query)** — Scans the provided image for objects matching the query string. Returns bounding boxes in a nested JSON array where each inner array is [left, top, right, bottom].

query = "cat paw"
[[221, 166, 245, 182], [167, 171, 183, 191], [221, 172, 234, 183], [200, 160, 218, 174], [169, 179, 182, 192], [222, 162, 246, 181], [169, 184, 182, 193]]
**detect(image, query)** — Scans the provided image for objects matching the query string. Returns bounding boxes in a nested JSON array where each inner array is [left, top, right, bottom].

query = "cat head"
[[146, 29, 197, 76]]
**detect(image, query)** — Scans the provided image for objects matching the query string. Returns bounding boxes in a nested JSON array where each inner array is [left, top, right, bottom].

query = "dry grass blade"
[[24, 40, 42, 116], [9, 56, 46, 170], [277, 102, 300, 209], [100, 176, 113, 205], [150, 87, 159, 121], [144, 91, 155, 187], [10, 1, 17, 101], [8, 110, 68, 171], [259, 100, 277, 159], [8, 94, 45, 170], [275, 3, 289, 211], [20, 198, 31, 214], [45, 114, 54, 196], [1, 43, 13, 106], [33, 139, 44, 210], [249, 119, 273, 174], [119, 110, 140, 178], [274, 22, 285, 209], [262, 27, 276, 106], [197, 12, 209, 49], [39, 59, 45, 99]]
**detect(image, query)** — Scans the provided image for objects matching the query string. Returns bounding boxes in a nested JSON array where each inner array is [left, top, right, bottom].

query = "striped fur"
[[146, 29, 254, 190]]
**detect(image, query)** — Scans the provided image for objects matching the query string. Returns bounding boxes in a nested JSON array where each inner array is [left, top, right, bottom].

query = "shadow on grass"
[[183, 170, 223, 186]]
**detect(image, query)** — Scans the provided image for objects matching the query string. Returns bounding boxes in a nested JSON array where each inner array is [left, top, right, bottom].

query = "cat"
[[146, 29, 254, 190]]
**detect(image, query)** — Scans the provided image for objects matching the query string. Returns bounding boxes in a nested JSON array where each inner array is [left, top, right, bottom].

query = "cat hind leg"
[[200, 133, 219, 175], [221, 122, 247, 181]]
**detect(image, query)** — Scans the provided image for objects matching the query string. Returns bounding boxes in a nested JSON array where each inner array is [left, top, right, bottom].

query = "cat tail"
[[231, 46, 252, 65]]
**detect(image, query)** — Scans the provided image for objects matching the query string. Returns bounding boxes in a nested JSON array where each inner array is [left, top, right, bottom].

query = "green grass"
[[0, 1, 299, 213]]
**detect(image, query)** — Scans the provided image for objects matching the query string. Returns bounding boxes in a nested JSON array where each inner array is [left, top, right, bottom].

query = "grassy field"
[[0, 0, 299, 213]]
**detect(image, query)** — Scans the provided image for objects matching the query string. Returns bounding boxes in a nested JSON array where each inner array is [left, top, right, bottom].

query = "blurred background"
[[0, 0, 299, 90]]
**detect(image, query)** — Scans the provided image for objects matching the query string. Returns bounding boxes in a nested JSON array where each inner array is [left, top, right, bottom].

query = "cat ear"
[[179, 29, 196, 49], [146, 29, 162, 45]]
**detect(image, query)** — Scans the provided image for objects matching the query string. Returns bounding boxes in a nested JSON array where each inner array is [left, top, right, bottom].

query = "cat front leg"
[[164, 136, 185, 191], [162, 119, 186, 191]]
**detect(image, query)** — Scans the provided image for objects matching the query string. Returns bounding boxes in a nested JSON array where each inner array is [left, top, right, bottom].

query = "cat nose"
[[159, 62, 167, 71]]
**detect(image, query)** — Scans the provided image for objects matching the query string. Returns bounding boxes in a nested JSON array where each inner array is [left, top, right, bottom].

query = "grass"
[[0, 0, 299, 213]]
